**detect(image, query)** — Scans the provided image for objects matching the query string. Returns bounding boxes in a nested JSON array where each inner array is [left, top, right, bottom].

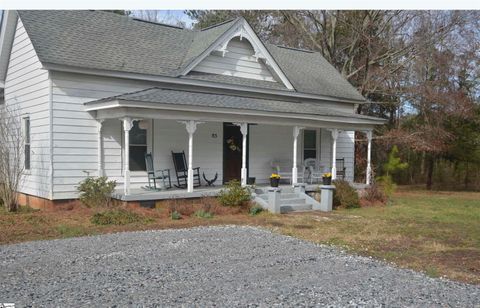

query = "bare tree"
[[133, 10, 187, 28], [0, 104, 25, 212]]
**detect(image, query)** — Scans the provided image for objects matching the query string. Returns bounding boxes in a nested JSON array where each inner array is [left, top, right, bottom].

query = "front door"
[[223, 123, 247, 183]]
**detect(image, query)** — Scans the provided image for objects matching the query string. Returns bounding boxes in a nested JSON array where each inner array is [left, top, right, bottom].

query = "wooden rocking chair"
[[171, 151, 201, 188], [145, 153, 171, 190]]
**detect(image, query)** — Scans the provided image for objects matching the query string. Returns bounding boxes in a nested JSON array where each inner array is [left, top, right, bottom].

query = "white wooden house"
[[0, 11, 385, 207]]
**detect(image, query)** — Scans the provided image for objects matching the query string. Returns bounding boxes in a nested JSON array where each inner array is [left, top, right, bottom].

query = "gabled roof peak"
[[199, 17, 241, 31]]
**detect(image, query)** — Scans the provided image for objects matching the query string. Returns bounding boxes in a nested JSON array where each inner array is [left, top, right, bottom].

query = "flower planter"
[[322, 177, 332, 185], [270, 178, 280, 187]]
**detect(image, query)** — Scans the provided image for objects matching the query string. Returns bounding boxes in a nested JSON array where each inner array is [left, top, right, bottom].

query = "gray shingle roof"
[[266, 44, 365, 101], [182, 71, 288, 90], [18, 10, 365, 102], [85, 87, 383, 123], [18, 10, 194, 76]]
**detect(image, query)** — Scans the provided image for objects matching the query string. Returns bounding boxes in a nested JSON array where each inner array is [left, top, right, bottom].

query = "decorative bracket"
[[96, 119, 105, 133], [329, 128, 340, 140], [122, 117, 134, 131], [293, 126, 305, 138], [365, 130, 373, 141], [233, 122, 248, 136], [179, 120, 204, 135]]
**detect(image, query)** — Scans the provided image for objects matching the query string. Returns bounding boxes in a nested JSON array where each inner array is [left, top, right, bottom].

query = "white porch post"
[[331, 128, 339, 180], [366, 130, 373, 185], [97, 119, 104, 177], [292, 126, 304, 186], [180, 120, 202, 193], [122, 117, 133, 195], [234, 122, 248, 186]]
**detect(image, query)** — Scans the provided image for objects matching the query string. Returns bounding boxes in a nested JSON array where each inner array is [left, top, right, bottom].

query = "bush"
[[91, 209, 141, 225], [249, 204, 264, 216], [77, 176, 116, 208], [193, 209, 214, 218], [333, 180, 360, 209], [170, 211, 181, 220], [363, 183, 387, 204], [217, 180, 251, 206], [167, 199, 195, 216]]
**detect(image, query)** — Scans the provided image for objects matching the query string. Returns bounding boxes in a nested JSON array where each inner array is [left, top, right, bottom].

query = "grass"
[[263, 188, 480, 284], [0, 188, 478, 284]]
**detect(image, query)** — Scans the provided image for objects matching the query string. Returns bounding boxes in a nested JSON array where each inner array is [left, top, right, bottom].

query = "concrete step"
[[280, 203, 312, 213], [280, 197, 305, 205], [279, 193, 299, 199]]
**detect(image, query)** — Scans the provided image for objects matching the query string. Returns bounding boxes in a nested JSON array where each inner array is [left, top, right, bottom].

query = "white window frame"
[[302, 128, 320, 162], [23, 116, 31, 171], [122, 119, 152, 175]]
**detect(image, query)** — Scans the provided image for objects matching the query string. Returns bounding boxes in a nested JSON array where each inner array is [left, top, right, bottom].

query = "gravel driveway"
[[1, 226, 478, 307]]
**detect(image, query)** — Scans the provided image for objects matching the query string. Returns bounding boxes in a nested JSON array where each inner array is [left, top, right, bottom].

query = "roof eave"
[[46, 62, 367, 105], [84, 98, 386, 126]]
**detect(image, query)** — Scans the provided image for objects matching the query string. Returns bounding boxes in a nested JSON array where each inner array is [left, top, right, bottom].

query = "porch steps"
[[254, 187, 319, 213]]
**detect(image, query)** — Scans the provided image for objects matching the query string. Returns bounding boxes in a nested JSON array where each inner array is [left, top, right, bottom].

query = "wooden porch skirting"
[[16, 183, 369, 210]]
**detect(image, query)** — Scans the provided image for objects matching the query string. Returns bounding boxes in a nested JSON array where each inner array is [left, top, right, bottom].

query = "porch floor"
[[114, 182, 369, 202]]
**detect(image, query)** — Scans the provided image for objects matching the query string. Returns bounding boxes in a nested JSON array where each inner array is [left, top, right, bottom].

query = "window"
[[24, 117, 30, 170], [129, 120, 147, 171], [303, 129, 316, 160]]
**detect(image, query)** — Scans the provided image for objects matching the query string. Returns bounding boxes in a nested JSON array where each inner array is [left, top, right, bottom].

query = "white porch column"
[[234, 122, 248, 186], [365, 130, 373, 185], [292, 126, 304, 186], [180, 120, 202, 193], [97, 119, 104, 177], [122, 117, 133, 195], [330, 128, 339, 180]]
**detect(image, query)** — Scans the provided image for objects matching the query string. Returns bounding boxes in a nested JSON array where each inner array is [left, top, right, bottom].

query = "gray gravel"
[[1, 226, 479, 307]]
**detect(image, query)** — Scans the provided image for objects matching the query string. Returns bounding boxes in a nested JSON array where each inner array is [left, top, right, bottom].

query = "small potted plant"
[[322, 172, 332, 185], [270, 173, 281, 187]]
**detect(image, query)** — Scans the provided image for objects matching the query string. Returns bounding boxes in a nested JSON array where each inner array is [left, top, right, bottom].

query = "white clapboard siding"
[[192, 37, 278, 82], [249, 124, 297, 184], [3, 18, 51, 198], [50, 72, 156, 198], [319, 129, 354, 182]]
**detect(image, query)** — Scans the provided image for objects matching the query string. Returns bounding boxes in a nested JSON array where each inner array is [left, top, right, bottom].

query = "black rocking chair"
[[171, 151, 201, 188], [145, 153, 171, 190], [336, 158, 347, 180]]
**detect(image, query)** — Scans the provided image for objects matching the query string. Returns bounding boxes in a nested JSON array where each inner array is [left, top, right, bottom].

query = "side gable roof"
[[17, 10, 366, 102], [266, 44, 365, 102], [18, 10, 194, 77]]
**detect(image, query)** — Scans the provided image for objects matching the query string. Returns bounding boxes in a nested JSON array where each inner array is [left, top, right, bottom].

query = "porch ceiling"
[[85, 87, 386, 130]]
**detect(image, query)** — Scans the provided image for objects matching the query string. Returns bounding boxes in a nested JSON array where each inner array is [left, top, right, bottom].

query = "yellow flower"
[[270, 173, 281, 179], [322, 172, 332, 178]]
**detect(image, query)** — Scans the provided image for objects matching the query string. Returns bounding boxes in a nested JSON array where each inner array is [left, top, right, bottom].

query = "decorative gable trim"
[[181, 18, 295, 91]]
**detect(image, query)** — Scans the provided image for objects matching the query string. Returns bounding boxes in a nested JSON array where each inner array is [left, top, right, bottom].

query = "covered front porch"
[[113, 183, 370, 202], [85, 87, 383, 201]]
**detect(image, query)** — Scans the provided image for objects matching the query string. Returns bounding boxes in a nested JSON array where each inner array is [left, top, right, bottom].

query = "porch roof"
[[85, 87, 386, 128]]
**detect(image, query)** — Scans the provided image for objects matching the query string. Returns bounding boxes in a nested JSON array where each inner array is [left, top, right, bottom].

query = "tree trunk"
[[464, 162, 469, 190], [426, 155, 435, 190]]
